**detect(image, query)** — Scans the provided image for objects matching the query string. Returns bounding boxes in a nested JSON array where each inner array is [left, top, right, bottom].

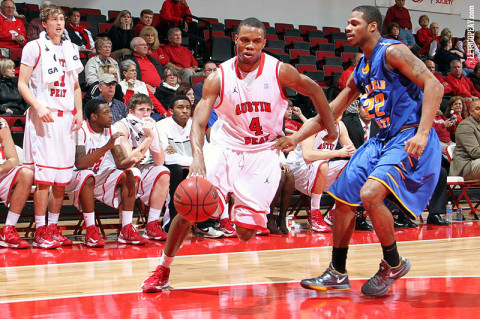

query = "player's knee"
[[121, 171, 137, 194], [51, 184, 65, 197], [360, 186, 380, 208], [320, 162, 329, 175], [84, 176, 95, 189], [17, 167, 34, 185]]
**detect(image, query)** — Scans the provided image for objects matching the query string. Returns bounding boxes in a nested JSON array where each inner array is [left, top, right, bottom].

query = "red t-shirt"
[[149, 46, 170, 65], [163, 43, 198, 68], [159, 0, 192, 26], [285, 119, 302, 135], [135, 54, 162, 87], [339, 65, 355, 90], [444, 74, 480, 99], [384, 5, 412, 30], [0, 15, 26, 49]]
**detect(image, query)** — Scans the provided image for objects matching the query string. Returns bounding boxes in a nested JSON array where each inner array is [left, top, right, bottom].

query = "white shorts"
[[66, 167, 141, 211], [23, 108, 75, 186], [0, 166, 26, 206], [290, 159, 347, 196], [204, 144, 281, 230], [137, 164, 170, 206]]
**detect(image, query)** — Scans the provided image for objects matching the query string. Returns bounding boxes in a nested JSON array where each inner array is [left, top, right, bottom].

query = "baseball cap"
[[99, 73, 117, 84]]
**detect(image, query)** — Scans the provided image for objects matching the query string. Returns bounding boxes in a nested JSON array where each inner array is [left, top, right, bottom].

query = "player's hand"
[[106, 132, 124, 150], [71, 112, 83, 131], [274, 135, 297, 153], [165, 145, 176, 154], [322, 124, 339, 143], [281, 164, 292, 174], [142, 120, 155, 138], [132, 152, 145, 164], [37, 106, 54, 123], [188, 156, 206, 178], [405, 133, 428, 158]]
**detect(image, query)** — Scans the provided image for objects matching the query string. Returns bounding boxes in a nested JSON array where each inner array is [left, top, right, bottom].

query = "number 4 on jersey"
[[249, 117, 264, 136]]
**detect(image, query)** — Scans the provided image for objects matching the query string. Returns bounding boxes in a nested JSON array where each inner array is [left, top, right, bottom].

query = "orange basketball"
[[173, 177, 220, 222]]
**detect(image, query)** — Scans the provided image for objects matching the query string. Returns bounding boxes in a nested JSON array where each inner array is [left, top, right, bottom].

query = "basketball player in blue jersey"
[[277, 5, 443, 297]]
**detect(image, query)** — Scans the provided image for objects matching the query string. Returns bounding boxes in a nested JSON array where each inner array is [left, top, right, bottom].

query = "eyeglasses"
[[2, 6, 15, 9]]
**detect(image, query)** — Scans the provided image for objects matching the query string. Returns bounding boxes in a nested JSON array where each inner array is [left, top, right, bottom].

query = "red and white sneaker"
[[33, 225, 61, 249], [47, 224, 73, 246], [142, 265, 171, 293], [0, 226, 29, 249], [324, 209, 334, 228], [118, 224, 149, 245], [143, 221, 168, 241], [84, 225, 105, 248], [219, 218, 237, 238], [308, 209, 331, 233]]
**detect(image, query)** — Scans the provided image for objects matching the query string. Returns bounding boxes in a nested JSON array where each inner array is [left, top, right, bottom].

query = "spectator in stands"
[[429, 27, 452, 58], [463, 40, 480, 75], [445, 60, 480, 101], [93, 73, 128, 123], [119, 59, 166, 119], [139, 26, 170, 66], [470, 62, 480, 93], [163, 27, 198, 82], [175, 83, 195, 107], [284, 99, 307, 135], [26, 1, 50, 42], [124, 37, 164, 92], [134, 9, 154, 36], [0, 58, 27, 115], [193, 61, 217, 103], [108, 10, 135, 60], [383, 0, 415, 47], [434, 36, 464, 75], [450, 99, 480, 180], [425, 59, 452, 96], [0, 0, 26, 56], [65, 8, 94, 52], [86, 64, 124, 104], [85, 37, 120, 89], [154, 67, 180, 108], [158, 0, 192, 37], [385, 22, 402, 42], [338, 53, 362, 90], [444, 96, 468, 142], [416, 15, 430, 45], [418, 22, 439, 57], [433, 109, 455, 159]]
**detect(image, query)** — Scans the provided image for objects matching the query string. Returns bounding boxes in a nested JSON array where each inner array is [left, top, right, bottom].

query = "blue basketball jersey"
[[354, 38, 423, 141]]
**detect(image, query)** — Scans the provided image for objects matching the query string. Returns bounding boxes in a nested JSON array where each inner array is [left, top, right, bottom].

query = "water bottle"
[[446, 201, 453, 222], [456, 206, 464, 221]]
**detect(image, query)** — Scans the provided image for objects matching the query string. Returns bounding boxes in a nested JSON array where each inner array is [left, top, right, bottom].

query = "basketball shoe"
[[143, 221, 168, 241], [219, 218, 237, 238], [195, 226, 223, 238], [84, 225, 105, 248], [33, 225, 61, 249], [47, 224, 73, 246], [300, 263, 351, 291], [324, 209, 334, 228], [142, 265, 171, 293], [361, 256, 411, 297], [118, 223, 149, 245], [0, 226, 29, 249], [308, 209, 331, 232]]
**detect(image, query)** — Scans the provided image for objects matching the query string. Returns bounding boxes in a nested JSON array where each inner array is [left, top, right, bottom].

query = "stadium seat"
[[211, 36, 233, 64], [295, 64, 317, 74], [284, 29, 302, 38], [284, 36, 305, 47], [323, 26, 341, 36]]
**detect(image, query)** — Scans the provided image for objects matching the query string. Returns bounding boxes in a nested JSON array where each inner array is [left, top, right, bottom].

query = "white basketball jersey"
[[117, 116, 153, 165], [211, 53, 289, 151]]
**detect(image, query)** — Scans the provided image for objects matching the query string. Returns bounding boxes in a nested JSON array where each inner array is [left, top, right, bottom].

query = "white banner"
[[376, 0, 462, 15]]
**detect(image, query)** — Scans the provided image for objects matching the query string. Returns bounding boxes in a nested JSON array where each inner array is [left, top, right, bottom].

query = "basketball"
[[173, 177, 220, 222]]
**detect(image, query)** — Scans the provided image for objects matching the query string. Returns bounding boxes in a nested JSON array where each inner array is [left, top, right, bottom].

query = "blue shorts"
[[328, 128, 441, 219]]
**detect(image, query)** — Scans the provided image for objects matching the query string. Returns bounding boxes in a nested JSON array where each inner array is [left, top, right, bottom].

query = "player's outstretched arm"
[[189, 70, 221, 177], [385, 43, 443, 156], [330, 73, 361, 119], [0, 118, 19, 173]]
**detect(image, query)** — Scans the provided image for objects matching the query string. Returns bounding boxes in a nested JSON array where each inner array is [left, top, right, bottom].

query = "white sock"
[[35, 215, 46, 228], [148, 208, 162, 223], [311, 193, 322, 210], [83, 212, 95, 227], [122, 211, 133, 227], [48, 212, 60, 225], [160, 252, 174, 268], [5, 211, 20, 226]]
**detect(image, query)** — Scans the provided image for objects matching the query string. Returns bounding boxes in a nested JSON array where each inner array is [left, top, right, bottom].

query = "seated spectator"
[[86, 64, 124, 103], [284, 99, 307, 135], [429, 27, 451, 58], [425, 59, 452, 95], [418, 22, 439, 56], [434, 36, 464, 74], [108, 10, 135, 60], [193, 61, 217, 103], [469, 62, 480, 93], [124, 37, 164, 92], [118, 59, 167, 119], [26, 1, 50, 42], [84, 37, 120, 89], [139, 26, 170, 65], [463, 40, 480, 75], [0, 0, 26, 56], [444, 96, 468, 142], [0, 58, 27, 115], [163, 27, 198, 82], [154, 67, 180, 108], [416, 14, 430, 46], [175, 83, 195, 107], [93, 73, 128, 123], [450, 99, 480, 180], [134, 9, 154, 36], [65, 8, 94, 52], [433, 109, 455, 159], [383, 0, 415, 47], [158, 0, 192, 37], [444, 60, 480, 101], [385, 22, 403, 42], [338, 53, 362, 90]]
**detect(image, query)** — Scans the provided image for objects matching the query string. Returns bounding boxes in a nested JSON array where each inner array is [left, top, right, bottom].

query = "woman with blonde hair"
[[0, 59, 27, 115], [108, 10, 135, 60], [139, 26, 170, 65]]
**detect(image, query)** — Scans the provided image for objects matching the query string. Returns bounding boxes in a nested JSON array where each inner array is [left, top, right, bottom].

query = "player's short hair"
[[352, 5, 382, 30], [140, 9, 153, 16], [169, 95, 191, 109], [40, 4, 64, 22], [238, 17, 266, 37], [84, 99, 108, 120], [128, 93, 152, 110]]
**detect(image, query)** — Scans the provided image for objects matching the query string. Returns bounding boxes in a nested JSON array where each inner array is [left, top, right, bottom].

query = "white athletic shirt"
[[211, 53, 289, 151], [21, 40, 78, 111], [156, 116, 193, 166], [117, 116, 154, 165], [75, 121, 118, 173]]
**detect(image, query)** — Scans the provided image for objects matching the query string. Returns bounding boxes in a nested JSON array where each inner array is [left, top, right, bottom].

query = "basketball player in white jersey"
[[18, 5, 83, 249], [114, 93, 170, 241], [142, 17, 337, 293], [66, 99, 147, 246], [0, 118, 34, 249], [286, 117, 355, 232]]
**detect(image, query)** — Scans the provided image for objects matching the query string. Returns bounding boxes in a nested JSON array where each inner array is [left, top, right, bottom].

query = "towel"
[[125, 113, 162, 158], [37, 31, 84, 85]]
